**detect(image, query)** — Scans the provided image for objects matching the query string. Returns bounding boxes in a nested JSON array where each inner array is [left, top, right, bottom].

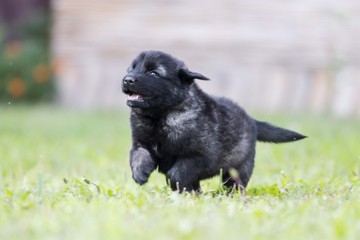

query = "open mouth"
[[125, 91, 152, 101], [127, 93, 144, 101]]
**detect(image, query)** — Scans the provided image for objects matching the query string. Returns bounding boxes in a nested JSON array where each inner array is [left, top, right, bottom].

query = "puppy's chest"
[[135, 110, 199, 152], [135, 121, 184, 149], [161, 110, 198, 141]]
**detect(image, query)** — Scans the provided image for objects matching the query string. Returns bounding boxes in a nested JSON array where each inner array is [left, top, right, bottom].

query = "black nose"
[[123, 76, 135, 85]]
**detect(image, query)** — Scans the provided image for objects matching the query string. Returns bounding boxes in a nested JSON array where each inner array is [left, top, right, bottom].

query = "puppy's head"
[[122, 50, 209, 110]]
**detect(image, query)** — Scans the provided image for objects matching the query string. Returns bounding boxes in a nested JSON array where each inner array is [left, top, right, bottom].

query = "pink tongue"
[[128, 94, 142, 101]]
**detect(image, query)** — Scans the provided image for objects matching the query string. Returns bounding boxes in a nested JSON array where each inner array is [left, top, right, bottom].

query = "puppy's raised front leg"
[[130, 147, 157, 185]]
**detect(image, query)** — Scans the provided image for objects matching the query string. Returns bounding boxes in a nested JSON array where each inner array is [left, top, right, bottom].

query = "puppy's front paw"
[[132, 162, 156, 185], [130, 147, 157, 185], [132, 171, 150, 185]]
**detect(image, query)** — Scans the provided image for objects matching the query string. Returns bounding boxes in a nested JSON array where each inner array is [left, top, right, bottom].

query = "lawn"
[[0, 105, 359, 240]]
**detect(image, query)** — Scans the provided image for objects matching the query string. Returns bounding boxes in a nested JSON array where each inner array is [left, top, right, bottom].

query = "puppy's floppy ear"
[[178, 68, 209, 83]]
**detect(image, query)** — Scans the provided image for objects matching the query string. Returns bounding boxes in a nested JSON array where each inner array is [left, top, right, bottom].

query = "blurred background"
[[1, 0, 360, 117]]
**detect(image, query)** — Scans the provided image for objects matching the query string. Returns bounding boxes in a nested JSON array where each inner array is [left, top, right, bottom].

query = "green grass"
[[0, 105, 359, 239]]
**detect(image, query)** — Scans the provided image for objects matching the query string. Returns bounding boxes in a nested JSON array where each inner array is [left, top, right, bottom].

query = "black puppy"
[[122, 50, 306, 192]]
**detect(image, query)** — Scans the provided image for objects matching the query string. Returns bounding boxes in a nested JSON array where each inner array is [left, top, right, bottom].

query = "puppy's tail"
[[255, 120, 307, 143]]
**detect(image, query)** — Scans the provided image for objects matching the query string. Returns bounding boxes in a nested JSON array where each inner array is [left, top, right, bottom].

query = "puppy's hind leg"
[[238, 154, 255, 190], [222, 171, 245, 193], [223, 160, 254, 194]]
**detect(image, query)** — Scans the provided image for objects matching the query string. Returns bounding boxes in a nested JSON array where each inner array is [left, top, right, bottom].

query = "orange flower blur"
[[33, 64, 50, 84], [51, 58, 64, 74], [8, 77, 26, 98]]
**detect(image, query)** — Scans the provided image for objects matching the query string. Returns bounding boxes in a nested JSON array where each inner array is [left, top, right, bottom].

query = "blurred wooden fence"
[[52, 0, 360, 116]]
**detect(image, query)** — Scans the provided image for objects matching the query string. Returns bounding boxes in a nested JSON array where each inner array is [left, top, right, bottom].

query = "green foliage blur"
[[0, 11, 54, 103], [0, 107, 359, 239]]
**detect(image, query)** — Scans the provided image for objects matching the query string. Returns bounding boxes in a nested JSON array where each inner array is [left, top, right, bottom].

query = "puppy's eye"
[[149, 71, 159, 77]]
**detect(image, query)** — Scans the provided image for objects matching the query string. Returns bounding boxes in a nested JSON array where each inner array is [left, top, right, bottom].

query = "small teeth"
[[127, 94, 143, 101]]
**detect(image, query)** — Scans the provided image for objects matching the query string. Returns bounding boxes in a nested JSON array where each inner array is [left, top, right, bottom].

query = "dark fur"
[[122, 50, 306, 192]]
